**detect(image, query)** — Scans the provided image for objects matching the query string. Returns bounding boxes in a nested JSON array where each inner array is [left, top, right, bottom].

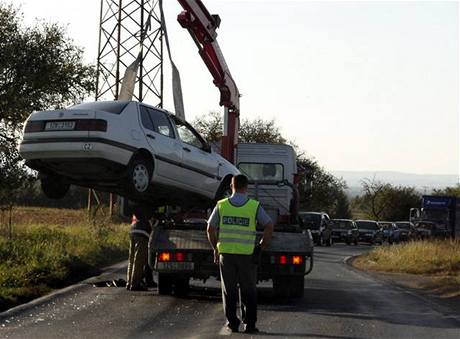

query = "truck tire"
[[158, 273, 173, 295], [289, 276, 305, 298], [173, 277, 190, 297], [273, 276, 290, 298]]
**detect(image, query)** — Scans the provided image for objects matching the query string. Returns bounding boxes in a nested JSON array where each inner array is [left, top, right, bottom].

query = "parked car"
[[19, 101, 239, 207], [415, 221, 450, 239], [330, 219, 359, 245], [394, 221, 416, 241], [355, 220, 384, 245], [299, 212, 333, 246], [378, 221, 401, 244]]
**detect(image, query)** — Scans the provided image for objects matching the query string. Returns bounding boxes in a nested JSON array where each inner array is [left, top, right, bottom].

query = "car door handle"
[[146, 134, 155, 140], [183, 147, 191, 152]]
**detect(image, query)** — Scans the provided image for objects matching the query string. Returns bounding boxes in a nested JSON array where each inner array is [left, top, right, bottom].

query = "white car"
[[19, 101, 239, 207]]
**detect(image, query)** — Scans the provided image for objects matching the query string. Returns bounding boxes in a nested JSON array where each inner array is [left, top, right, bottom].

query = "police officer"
[[207, 174, 274, 333], [127, 204, 153, 291]]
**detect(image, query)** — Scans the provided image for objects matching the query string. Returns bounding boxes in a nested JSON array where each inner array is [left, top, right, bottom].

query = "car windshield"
[[356, 221, 378, 230], [299, 213, 321, 229], [238, 163, 284, 182], [332, 220, 353, 229], [69, 101, 129, 114]]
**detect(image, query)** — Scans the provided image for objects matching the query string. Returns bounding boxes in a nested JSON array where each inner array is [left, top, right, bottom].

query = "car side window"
[[140, 106, 175, 138], [140, 106, 154, 131], [175, 120, 204, 149]]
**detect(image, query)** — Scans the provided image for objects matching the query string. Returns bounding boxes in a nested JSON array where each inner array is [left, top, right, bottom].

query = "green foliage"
[[0, 2, 96, 208], [432, 185, 460, 197], [0, 222, 129, 311], [352, 179, 420, 221], [297, 155, 349, 217], [192, 111, 286, 144]]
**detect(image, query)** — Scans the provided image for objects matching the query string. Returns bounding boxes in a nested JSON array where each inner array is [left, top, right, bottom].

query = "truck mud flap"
[[304, 254, 314, 276]]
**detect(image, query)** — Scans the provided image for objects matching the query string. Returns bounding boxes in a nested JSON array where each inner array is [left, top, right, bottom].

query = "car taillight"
[[279, 255, 287, 265], [175, 252, 185, 262], [159, 252, 171, 262], [75, 119, 107, 131], [24, 120, 44, 133], [292, 256, 303, 265]]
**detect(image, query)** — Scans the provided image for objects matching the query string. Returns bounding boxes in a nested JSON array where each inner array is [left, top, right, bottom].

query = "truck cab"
[[236, 143, 298, 225]]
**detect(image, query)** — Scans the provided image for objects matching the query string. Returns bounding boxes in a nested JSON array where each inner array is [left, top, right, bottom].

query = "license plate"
[[45, 121, 75, 131], [156, 262, 194, 271]]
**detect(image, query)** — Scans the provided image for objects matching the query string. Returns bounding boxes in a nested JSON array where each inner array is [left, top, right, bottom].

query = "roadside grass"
[[354, 240, 460, 297], [0, 207, 129, 312]]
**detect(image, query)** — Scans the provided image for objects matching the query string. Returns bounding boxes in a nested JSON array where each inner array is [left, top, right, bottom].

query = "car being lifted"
[[19, 101, 239, 207]]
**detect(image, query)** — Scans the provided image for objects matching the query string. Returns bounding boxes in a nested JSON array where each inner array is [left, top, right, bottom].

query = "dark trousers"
[[219, 253, 257, 328], [127, 235, 148, 288]]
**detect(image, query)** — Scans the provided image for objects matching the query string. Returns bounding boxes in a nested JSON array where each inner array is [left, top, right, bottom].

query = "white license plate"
[[156, 262, 194, 271], [45, 121, 75, 131]]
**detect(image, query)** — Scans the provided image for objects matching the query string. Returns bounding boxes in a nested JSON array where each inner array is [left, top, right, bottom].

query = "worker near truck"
[[127, 204, 155, 291], [207, 174, 274, 333]]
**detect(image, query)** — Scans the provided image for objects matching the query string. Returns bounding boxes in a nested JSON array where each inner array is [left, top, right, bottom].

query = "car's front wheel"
[[127, 155, 153, 199], [41, 175, 70, 199]]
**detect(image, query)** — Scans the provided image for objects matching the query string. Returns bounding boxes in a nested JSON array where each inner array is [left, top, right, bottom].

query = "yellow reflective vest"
[[217, 197, 259, 255]]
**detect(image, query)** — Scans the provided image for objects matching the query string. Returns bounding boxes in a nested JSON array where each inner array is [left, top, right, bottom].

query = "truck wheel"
[[127, 155, 153, 199], [289, 276, 305, 298], [273, 277, 290, 298], [158, 273, 173, 295], [173, 278, 190, 297], [41, 175, 70, 200]]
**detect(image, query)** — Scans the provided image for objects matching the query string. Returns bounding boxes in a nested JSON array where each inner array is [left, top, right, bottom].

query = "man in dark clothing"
[[127, 204, 154, 291], [207, 175, 274, 333]]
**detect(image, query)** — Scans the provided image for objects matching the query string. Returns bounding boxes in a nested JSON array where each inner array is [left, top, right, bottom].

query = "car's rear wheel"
[[41, 175, 70, 199], [127, 155, 153, 199]]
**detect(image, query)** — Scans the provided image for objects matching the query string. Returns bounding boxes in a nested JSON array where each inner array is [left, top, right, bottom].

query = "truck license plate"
[[45, 121, 75, 131], [156, 262, 194, 271]]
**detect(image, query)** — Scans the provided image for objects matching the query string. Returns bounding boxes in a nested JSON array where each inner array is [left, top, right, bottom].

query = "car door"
[[172, 117, 220, 195], [138, 105, 183, 182]]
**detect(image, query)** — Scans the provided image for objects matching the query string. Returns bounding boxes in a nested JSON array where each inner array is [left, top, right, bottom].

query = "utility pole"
[[90, 0, 164, 217]]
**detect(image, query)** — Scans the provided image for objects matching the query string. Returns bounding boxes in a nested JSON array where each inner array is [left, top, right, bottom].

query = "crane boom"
[[177, 0, 240, 163]]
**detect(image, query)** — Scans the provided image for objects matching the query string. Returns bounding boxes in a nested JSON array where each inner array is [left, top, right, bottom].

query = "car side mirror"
[[202, 143, 212, 153]]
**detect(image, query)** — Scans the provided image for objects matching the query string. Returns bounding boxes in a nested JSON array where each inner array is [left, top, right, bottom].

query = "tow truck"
[[147, 0, 314, 298]]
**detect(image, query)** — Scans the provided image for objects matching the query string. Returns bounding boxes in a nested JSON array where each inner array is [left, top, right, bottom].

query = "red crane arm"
[[177, 0, 240, 163]]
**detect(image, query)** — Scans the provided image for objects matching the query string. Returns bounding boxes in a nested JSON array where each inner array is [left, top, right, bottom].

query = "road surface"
[[1, 244, 459, 338]]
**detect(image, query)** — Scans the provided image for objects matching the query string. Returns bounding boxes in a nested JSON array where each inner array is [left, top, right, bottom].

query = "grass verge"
[[0, 208, 129, 312], [353, 240, 460, 298]]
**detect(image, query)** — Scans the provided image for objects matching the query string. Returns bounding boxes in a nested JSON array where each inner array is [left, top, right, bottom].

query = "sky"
[[12, 0, 459, 176]]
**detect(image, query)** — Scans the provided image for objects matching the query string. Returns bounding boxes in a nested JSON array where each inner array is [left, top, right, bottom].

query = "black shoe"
[[244, 325, 259, 334], [146, 281, 158, 288]]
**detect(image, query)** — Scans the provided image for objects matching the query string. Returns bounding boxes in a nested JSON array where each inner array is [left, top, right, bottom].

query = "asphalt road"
[[1, 244, 459, 339]]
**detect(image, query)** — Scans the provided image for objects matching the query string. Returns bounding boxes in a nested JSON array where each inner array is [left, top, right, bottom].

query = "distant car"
[[299, 211, 333, 246], [330, 219, 359, 245], [355, 220, 384, 245], [394, 221, 416, 241], [378, 221, 400, 244], [415, 221, 450, 239], [19, 101, 239, 207]]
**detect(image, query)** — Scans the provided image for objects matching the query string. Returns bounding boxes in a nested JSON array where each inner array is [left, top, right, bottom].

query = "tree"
[[0, 3, 96, 225], [192, 111, 286, 144], [354, 178, 420, 221], [297, 156, 348, 217], [432, 185, 460, 197]]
